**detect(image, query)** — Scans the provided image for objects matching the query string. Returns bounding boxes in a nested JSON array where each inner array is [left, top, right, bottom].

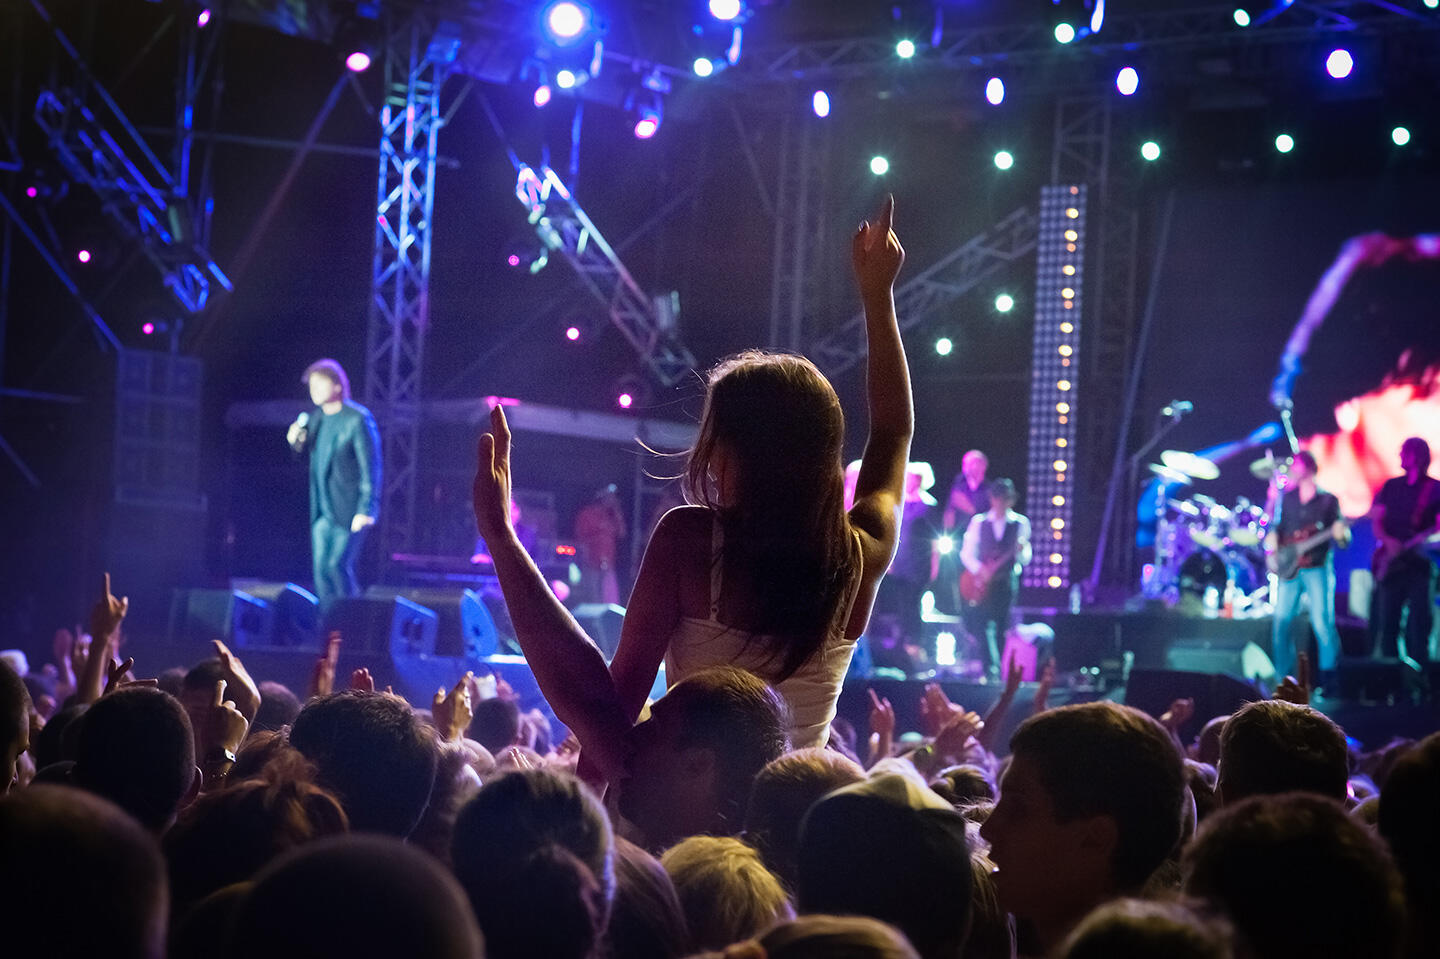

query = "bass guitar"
[[1267, 520, 1351, 580], [960, 546, 1018, 605], [1372, 525, 1440, 583]]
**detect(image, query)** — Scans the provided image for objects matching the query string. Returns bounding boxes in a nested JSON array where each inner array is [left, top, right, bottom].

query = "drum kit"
[[1146, 450, 1289, 614]]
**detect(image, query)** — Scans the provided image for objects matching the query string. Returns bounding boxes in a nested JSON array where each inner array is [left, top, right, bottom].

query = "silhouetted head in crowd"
[[1378, 730, 1440, 959], [467, 696, 521, 753], [619, 666, 789, 849], [0, 785, 168, 959], [73, 685, 197, 831], [1058, 899, 1233, 959], [604, 836, 693, 959], [451, 767, 613, 959], [31, 701, 86, 771], [980, 702, 1185, 954], [798, 773, 972, 959], [928, 763, 996, 809], [408, 739, 484, 865], [661, 835, 794, 951], [0, 659, 31, 793], [1184, 759, 1220, 832], [287, 689, 438, 837], [157, 666, 187, 698], [252, 681, 302, 732], [163, 753, 348, 916], [694, 915, 921, 959], [1183, 792, 1405, 959], [1217, 700, 1348, 804], [180, 658, 227, 752], [744, 746, 865, 888], [227, 834, 483, 959], [1193, 715, 1227, 766]]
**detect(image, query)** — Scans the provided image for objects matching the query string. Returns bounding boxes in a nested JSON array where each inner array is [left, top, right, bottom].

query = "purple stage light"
[[633, 109, 660, 139], [565, 326, 581, 341], [345, 51, 372, 72], [25, 186, 37, 198], [544, 2, 589, 43], [197, 8, 211, 28], [1326, 48, 1353, 79], [77, 249, 92, 264], [617, 392, 634, 409], [507, 254, 521, 267], [812, 90, 830, 117], [985, 77, 1005, 105], [1116, 66, 1139, 96], [709, 0, 742, 21], [533, 84, 553, 108], [142, 322, 156, 335]]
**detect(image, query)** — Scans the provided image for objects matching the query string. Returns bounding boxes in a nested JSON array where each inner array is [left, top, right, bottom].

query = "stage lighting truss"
[[1023, 185, 1087, 590], [685, 1, 749, 77], [514, 164, 696, 386]]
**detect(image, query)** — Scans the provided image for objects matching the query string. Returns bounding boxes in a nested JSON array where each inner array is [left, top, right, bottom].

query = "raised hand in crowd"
[[1273, 651, 1312, 706], [867, 687, 895, 768], [309, 631, 343, 700], [433, 673, 475, 743], [76, 573, 129, 705], [1159, 697, 1196, 747], [1033, 657, 1056, 715], [198, 678, 250, 787], [351, 667, 375, 692], [212, 638, 262, 723], [979, 650, 1024, 752], [102, 655, 152, 695]]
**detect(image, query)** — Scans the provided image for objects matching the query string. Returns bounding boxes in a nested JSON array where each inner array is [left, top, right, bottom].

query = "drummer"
[[1264, 451, 1348, 688]]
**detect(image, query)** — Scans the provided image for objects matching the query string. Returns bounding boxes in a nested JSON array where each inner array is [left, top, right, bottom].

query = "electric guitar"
[[960, 545, 1019, 605], [1372, 525, 1440, 583], [1266, 520, 1353, 580]]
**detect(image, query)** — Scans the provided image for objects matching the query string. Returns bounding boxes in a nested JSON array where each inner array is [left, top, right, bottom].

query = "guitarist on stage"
[[1264, 451, 1349, 686], [959, 478, 1031, 679], [1369, 437, 1440, 664]]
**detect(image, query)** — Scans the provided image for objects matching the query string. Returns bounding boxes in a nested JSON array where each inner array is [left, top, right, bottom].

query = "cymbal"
[[1149, 464, 1192, 485], [1161, 449, 1221, 481], [1250, 456, 1286, 481]]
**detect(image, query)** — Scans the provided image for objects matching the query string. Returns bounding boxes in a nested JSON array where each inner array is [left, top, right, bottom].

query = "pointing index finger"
[[879, 194, 895, 234]]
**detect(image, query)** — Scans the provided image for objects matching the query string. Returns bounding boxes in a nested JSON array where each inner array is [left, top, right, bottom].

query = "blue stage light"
[[542, 2, 590, 45]]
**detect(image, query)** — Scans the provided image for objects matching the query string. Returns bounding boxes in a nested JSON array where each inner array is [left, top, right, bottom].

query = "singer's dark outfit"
[[1369, 474, 1439, 662], [294, 401, 382, 607]]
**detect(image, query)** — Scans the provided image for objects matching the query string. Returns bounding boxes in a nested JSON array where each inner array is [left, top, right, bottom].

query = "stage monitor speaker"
[[572, 603, 626, 659], [1335, 657, 1422, 703], [1165, 639, 1274, 683], [369, 587, 506, 658], [324, 596, 438, 658], [235, 582, 320, 648], [169, 589, 274, 649], [1125, 668, 1260, 740]]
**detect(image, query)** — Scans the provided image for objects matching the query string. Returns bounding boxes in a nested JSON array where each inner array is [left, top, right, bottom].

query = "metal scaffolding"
[[512, 163, 697, 386], [809, 206, 1039, 379], [740, 2, 1436, 84], [767, 100, 834, 350], [363, 16, 455, 559]]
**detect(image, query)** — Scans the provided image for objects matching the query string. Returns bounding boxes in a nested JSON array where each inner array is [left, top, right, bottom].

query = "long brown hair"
[[683, 351, 858, 681]]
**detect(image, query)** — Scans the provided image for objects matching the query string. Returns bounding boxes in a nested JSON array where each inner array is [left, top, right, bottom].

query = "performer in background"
[[1369, 437, 1440, 663], [960, 478, 1031, 678], [287, 359, 382, 608], [1264, 451, 1348, 684], [943, 450, 990, 532]]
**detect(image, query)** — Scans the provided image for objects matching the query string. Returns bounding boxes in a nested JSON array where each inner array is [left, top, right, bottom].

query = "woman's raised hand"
[[473, 405, 515, 543], [851, 194, 905, 299]]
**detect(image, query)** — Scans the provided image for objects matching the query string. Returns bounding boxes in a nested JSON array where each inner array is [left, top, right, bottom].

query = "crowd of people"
[[2, 199, 1437, 959]]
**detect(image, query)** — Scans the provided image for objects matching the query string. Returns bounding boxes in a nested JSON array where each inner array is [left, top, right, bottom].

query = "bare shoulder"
[[652, 505, 712, 548]]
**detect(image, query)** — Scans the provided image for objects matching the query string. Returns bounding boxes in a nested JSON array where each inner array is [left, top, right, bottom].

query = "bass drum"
[[1177, 547, 1263, 600]]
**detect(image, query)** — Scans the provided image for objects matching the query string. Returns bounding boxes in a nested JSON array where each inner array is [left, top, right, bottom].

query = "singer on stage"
[[287, 359, 382, 608]]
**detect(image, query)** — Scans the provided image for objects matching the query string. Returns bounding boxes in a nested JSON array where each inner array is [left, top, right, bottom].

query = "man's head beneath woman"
[[686, 351, 844, 510]]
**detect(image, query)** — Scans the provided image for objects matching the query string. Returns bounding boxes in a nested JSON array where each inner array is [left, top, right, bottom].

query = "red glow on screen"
[[555, 544, 577, 556]]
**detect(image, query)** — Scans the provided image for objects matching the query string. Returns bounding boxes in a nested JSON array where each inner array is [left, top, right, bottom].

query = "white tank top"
[[662, 514, 860, 749]]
